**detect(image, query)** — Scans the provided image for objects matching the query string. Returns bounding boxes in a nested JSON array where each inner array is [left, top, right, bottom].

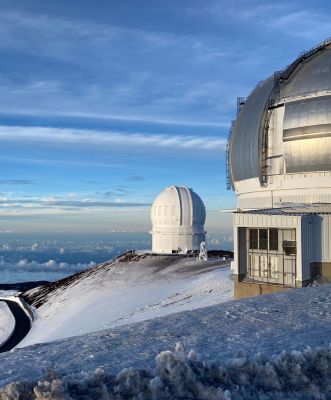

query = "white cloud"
[[0, 10, 183, 63], [0, 125, 227, 151], [0, 256, 95, 275], [270, 11, 331, 41]]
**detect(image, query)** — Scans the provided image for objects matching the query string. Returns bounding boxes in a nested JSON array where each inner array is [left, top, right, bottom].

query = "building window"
[[259, 229, 268, 250], [249, 229, 258, 249], [249, 228, 279, 251], [269, 228, 278, 251], [244, 228, 296, 287]]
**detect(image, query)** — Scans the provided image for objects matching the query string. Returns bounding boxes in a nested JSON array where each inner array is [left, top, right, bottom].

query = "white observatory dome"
[[151, 186, 206, 254]]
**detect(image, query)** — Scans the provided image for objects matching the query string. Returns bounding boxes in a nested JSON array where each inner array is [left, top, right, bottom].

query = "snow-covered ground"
[[0, 285, 330, 399], [0, 302, 15, 345], [20, 254, 233, 346]]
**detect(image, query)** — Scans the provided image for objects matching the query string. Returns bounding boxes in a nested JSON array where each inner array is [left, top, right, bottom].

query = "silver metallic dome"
[[228, 40, 331, 184], [227, 38, 331, 209]]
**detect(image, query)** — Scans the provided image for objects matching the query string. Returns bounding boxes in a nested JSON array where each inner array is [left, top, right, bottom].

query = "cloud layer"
[[0, 256, 96, 282], [0, 194, 151, 212], [0, 125, 227, 151]]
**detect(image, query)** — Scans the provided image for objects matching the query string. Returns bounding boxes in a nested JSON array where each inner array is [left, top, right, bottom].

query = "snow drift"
[[1, 343, 330, 399]]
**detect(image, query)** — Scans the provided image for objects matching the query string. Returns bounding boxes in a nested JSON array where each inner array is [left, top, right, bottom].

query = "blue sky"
[[1, 0, 331, 233]]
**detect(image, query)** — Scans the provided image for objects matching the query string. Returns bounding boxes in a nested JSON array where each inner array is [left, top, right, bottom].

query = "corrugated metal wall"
[[229, 78, 274, 182], [301, 214, 331, 272], [320, 215, 331, 261]]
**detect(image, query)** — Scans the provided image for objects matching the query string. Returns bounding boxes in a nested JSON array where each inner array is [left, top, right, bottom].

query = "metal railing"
[[226, 121, 235, 190]]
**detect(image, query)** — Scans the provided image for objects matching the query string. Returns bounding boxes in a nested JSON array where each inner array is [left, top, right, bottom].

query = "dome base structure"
[[152, 231, 206, 255], [151, 186, 206, 255]]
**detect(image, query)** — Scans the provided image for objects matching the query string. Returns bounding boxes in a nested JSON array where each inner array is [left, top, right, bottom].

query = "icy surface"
[[0, 302, 15, 345], [1, 344, 330, 399], [21, 254, 233, 346], [0, 290, 17, 297], [0, 284, 330, 392]]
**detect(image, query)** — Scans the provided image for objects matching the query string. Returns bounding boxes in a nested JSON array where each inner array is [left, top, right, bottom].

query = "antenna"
[[198, 241, 208, 261]]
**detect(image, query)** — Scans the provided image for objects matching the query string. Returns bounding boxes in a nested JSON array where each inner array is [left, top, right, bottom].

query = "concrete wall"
[[234, 275, 309, 299], [234, 275, 291, 299], [310, 262, 331, 279]]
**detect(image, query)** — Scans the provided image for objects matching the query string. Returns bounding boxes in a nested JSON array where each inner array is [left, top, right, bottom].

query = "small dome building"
[[151, 186, 206, 254]]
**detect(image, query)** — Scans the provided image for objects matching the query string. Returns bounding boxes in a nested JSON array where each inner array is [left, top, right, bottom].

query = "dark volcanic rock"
[[0, 281, 49, 292]]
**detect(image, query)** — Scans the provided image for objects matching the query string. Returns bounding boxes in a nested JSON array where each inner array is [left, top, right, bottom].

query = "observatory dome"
[[228, 38, 331, 209], [151, 186, 206, 254]]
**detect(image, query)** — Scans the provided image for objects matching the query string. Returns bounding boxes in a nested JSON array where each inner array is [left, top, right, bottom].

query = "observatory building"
[[228, 38, 331, 298], [151, 186, 206, 254]]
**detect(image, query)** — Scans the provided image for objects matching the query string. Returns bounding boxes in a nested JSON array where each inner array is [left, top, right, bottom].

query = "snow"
[[0, 290, 17, 297], [0, 302, 15, 345], [20, 255, 233, 346], [0, 254, 330, 398], [1, 344, 331, 399], [0, 284, 330, 398]]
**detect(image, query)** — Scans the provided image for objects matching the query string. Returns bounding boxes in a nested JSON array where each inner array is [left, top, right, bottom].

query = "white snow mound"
[[21, 252, 233, 346]]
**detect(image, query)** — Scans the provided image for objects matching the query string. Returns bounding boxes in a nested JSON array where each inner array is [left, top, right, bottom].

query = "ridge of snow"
[[20, 253, 233, 346]]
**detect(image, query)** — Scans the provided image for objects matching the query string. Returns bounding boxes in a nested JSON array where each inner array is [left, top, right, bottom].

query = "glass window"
[[249, 229, 258, 249], [259, 229, 268, 250], [269, 228, 278, 251]]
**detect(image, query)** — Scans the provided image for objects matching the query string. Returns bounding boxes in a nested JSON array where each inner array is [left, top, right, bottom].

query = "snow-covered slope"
[[0, 302, 15, 345], [0, 285, 330, 399], [20, 252, 233, 346]]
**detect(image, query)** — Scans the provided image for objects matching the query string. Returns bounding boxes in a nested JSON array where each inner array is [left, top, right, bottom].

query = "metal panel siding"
[[233, 224, 239, 274], [284, 97, 331, 130], [321, 215, 331, 261], [301, 217, 315, 280], [282, 47, 331, 98], [233, 212, 301, 229], [283, 97, 331, 173], [295, 219, 302, 281], [177, 187, 192, 226], [238, 228, 247, 274], [300, 215, 331, 266], [229, 77, 274, 182]]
